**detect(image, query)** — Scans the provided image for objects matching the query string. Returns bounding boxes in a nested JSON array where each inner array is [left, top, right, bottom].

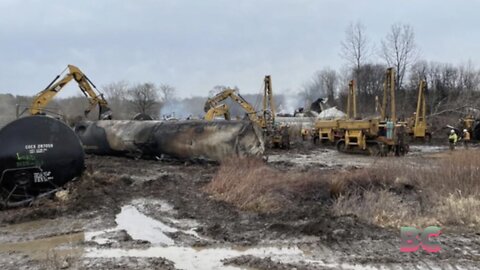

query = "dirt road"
[[0, 145, 478, 269]]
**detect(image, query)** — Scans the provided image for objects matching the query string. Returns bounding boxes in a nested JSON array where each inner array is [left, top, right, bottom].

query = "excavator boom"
[[204, 88, 264, 127], [30, 65, 112, 120], [204, 104, 231, 121]]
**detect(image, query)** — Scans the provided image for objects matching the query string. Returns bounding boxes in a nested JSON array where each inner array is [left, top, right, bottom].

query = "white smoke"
[[0, 94, 18, 127]]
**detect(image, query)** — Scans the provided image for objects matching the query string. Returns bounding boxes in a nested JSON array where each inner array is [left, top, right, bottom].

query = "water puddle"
[[83, 202, 380, 270], [0, 232, 84, 259], [85, 201, 203, 246], [116, 205, 177, 245], [86, 245, 306, 270], [410, 145, 448, 153]]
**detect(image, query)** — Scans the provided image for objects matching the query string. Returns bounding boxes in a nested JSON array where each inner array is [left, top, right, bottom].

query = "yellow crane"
[[30, 65, 112, 120], [346, 80, 357, 119], [405, 80, 431, 141], [335, 68, 408, 156], [380, 67, 396, 122]]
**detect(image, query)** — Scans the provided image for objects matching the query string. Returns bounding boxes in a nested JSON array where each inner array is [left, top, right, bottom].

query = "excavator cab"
[[203, 76, 290, 149]]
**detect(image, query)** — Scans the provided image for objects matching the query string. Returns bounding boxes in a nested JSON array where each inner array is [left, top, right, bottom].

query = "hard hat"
[[464, 129, 468, 132], [451, 129, 455, 134]]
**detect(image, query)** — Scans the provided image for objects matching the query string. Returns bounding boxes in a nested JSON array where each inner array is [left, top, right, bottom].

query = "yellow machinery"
[[204, 104, 231, 121], [404, 80, 431, 141], [30, 65, 112, 120], [346, 80, 357, 119], [204, 88, 264, 126], [379, 67, 396, 122], [204, 76, 289, 148], [262, 75, 276, 131], [311, 80, 357, 144], [313, 120, 339, 144], [461, 115, 475, 132], [336, 68, 408, 156]]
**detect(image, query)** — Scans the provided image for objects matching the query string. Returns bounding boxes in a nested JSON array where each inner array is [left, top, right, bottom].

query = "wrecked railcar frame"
[[75, 120, 265, 162]]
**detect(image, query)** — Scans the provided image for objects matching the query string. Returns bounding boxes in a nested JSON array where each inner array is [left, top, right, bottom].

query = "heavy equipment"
[[204, 88, 265, 126], [204, 104, 231, 121], [452, 115, 480, 141], [29, 65, 112, 120], [403, 80, 432, 142], [0, 116, 85, 208], [203, 76, 289, 148], [311, 80, 356, 144], [346, 80, 357, 119], [335, 68, 408, 156]]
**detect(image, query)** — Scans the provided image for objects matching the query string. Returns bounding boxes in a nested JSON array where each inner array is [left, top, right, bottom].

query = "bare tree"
[[458, 61, 480, 92], [102, 81, 130, 119], [319, 68, 338, 105], [103, 81, 129, 101], [381, 23, 418, 91], [159, 84, 176, 103], [301, 73, 326, 104], [340, 21, 371, 71], [127, 83, 162, 116], [302, 68, 338, 107]]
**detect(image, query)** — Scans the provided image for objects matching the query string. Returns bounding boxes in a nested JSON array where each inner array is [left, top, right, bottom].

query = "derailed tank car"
[[75, 120, 265, 161], [0, 116, 85, 207]]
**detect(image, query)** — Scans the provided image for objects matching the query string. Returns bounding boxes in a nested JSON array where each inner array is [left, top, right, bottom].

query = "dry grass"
[[332, 150, 480, 228], [203, 157, 330, 213], [206, 150, 480, 228]]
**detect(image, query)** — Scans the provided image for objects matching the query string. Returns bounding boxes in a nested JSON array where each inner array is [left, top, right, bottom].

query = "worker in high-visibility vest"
[[449, 129, 458, 150]]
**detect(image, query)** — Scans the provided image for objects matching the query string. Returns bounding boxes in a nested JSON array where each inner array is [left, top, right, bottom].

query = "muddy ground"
[[0, 144, 479, 269]]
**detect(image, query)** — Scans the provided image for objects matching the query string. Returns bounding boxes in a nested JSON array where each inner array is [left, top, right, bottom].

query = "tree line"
[[3, 21, 479, 126], [303, 22, 480, 122]]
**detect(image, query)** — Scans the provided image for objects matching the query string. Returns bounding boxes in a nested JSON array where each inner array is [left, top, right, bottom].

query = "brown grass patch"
[[203, 157, 330, 213], [332, 150, 480, 228], [206, 150, 480, 228]]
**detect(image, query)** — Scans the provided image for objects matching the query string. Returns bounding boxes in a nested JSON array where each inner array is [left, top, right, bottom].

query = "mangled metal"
[[75, 120, 265, 161]]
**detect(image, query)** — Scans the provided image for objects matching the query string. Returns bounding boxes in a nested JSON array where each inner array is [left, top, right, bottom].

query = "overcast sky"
[[1, 0, 480, 98]]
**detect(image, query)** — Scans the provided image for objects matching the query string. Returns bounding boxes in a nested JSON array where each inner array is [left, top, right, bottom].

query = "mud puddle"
[[86, 203, 201, 246], [267, 148, 374, 169], [85, 200, 413, 270], [0, 232, 84, 260]]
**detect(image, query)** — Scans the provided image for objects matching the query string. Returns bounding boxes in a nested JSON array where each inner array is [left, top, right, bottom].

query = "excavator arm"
[[30, 65, 112, 120], [204, 88, 264, 127], [204, 104, 231, 121]]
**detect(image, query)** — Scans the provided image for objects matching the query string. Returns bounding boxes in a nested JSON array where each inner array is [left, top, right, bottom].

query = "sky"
[[1, 0, 480, 98]]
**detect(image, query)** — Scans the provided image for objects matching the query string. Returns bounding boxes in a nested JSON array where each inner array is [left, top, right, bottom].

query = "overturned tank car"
[[75, 120, 265, 161], [0, 116, 85, 207]]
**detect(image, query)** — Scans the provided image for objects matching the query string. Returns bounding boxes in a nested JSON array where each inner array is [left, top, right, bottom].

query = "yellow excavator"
[[204, 104, 231, 120], [204, 88, 265, 125], [204, 76, 289, 148], [29, 65, 112, 120]]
